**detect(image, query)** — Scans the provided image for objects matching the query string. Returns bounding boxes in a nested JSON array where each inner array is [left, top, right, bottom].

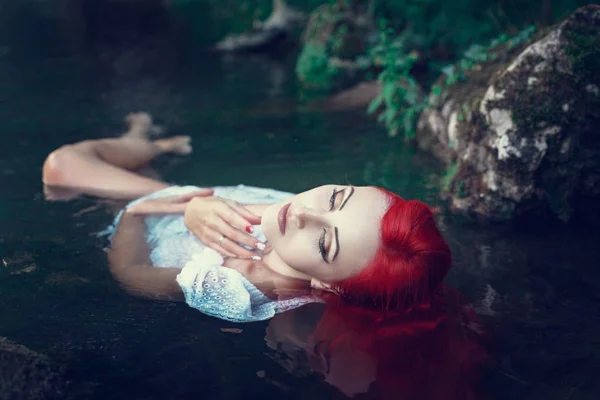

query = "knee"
[[42, 146, 76, 186]]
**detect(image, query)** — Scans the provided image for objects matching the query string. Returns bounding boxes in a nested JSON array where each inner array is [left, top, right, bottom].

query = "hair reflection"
[[265, 288, 488, 399]]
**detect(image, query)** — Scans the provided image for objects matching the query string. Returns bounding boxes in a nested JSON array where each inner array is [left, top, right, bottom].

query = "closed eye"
[[318, 228, 328, 263], [328, 188, 343, 211]]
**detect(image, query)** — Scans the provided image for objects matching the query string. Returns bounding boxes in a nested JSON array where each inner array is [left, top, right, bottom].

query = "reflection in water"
[[265, 289, 488, 399], [2, 2, 599, 399]]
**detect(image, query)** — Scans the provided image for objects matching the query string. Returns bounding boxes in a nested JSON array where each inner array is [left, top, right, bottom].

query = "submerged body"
[[105, 184, 318, 322], [43, 113, 452, 322]]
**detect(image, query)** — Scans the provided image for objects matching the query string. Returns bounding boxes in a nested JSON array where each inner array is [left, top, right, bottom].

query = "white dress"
[[102, 185, 319, 323]]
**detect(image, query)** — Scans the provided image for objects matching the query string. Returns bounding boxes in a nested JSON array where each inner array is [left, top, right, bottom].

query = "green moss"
[[564, 22, 600, 81], [296, 2, 373, 91], [441, 26, 537, 88], [296, 44, 341, 90], [509, 11, 600, 134], [455, 181, 468, 199], [441, 162, 460, 191]]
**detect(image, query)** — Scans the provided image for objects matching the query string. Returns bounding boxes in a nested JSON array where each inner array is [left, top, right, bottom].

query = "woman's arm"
[[107, 211, 184, 301], [125, 192, 265, 259], [124, 193, 269, 259]]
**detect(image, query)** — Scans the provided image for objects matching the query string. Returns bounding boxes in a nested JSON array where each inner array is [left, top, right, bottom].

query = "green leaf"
[[442, 65, 456, 78], [367, 95, 384, 115], [404, 88, 419, 106], [384, 107, 397, 126], [402, 109, 416, 138], [388, 121, 399, 137], [447, 73, 458, 86], [383, 82, 396, 104]]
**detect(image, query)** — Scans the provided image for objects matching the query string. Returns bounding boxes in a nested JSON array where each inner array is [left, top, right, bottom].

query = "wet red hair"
[[334, 188, 451, 309], [303, 290, 488, 400]]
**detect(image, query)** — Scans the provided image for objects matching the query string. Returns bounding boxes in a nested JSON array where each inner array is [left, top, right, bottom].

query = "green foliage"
[[360, 0, 548, 138], [362, 0, 583, 139], [367, 21, 427, 138], [296, 43, 341, 90], [296, 1, 376, 90], [367, 20, 538, 138], [442, 25, 537, 87], [377, 0, 584, 53], [441, 162, 460, 192]]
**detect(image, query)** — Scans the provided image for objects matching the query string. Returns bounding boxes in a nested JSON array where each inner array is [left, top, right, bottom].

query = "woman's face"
[[261, 185, 388, 283]]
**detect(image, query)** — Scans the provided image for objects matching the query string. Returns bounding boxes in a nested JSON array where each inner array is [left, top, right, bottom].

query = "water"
[[1, 2, 600, 400]]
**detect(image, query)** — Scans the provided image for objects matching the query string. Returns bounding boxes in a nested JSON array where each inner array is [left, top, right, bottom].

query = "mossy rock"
[[296, 1, 377, 91], [415, 5, 600, 223]]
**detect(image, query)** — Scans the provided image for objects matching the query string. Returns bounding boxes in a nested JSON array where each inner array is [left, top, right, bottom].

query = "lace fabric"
[[177, 251, 318, 322]]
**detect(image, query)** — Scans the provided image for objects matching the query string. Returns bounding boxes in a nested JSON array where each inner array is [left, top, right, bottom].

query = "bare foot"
[[154, 136, 192, 155], [122, 112, 164, 140]]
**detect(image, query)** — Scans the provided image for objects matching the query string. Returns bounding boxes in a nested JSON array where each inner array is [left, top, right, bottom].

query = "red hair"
[[334, 188, 451, 309], [304, 289, 488, 400]]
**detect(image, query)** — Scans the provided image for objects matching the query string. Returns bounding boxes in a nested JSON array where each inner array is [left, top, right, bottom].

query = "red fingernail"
[[246, 225, 254, 233]]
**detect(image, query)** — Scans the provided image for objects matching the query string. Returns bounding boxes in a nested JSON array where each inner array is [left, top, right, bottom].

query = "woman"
[[42, 114, 452, 322]]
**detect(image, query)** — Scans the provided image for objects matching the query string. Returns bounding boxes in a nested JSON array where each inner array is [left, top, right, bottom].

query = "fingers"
[[228, 202, 262, 225], [173, 189, 214, 203], [219, 203, 262, 235], [206, 242, 237, 258], [212, 216, 264, 250], [220, 238, 260, 259], [204, 230, 260, 259]]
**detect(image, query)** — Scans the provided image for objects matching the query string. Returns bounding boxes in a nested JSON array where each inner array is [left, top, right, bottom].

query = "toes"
[[171, 136, 193, 155], [176, 143, 193, 155]]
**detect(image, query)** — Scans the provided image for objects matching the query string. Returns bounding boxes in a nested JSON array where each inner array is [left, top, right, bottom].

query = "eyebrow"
[[331, 186, 354, 262], [338, 185, 355, 211], [332, 226, 340, 262]]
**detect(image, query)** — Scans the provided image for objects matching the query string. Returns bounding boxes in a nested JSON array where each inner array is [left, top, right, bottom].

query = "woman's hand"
[[125, 189, 215, 215], [183, 196, 264, 259]]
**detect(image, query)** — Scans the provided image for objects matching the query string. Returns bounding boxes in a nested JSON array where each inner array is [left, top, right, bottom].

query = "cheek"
[[279, 233, 322, 269]]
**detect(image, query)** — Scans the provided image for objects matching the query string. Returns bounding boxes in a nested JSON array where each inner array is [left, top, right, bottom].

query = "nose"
[[290, 205, 326, 228]]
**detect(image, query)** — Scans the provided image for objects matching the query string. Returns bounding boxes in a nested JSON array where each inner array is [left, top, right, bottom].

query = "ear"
[[310, 278, 334, 292]]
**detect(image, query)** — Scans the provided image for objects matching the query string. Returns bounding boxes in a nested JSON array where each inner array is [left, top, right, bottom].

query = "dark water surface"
[[1, 3, 599, 400]]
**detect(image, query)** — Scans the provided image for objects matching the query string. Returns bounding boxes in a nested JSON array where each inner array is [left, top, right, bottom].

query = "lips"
[[278, 203, 291, 234]]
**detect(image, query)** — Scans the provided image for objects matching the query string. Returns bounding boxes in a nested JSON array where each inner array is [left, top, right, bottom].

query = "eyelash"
[[328, 188, 341, 211], [318, 188, 341, 262], [318, 228, 328, 263]]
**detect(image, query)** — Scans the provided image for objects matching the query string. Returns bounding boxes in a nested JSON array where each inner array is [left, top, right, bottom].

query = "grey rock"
[[213, 0, 304, 53], [415, 5, 600, 222]]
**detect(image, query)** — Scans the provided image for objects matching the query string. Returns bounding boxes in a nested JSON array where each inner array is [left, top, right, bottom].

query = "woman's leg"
[[43, 136, 192, 200]]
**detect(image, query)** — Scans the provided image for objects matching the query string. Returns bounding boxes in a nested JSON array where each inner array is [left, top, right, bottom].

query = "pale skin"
[[42, 120, 388, 301]]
